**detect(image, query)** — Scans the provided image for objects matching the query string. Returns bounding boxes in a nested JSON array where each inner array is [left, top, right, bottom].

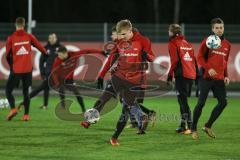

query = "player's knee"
[[178, 94, 188, 103], [23, 91, 29, 97], [23, 95, 30, 101]]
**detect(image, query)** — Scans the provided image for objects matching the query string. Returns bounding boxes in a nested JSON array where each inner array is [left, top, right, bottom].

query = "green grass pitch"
[[0, 96, 239, 160]]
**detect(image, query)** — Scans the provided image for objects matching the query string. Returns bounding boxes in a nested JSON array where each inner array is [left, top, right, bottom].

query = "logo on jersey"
[[212, 50, 227, 56], [16, 46, 29, 55], [122, 53, 138, 57], [14, 41, 29, 46], [183, 52, 192, 61], [180, 47, 192, 51]]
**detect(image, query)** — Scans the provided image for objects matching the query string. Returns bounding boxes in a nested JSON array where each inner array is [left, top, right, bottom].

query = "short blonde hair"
[[116, 19, 132, 33], [169, 24, 181, 35]]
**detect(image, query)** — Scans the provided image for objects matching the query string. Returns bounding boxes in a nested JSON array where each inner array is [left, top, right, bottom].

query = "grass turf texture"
[[0, 96, 239, 160]]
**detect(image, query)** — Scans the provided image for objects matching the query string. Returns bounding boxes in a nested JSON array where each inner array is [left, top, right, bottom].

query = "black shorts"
[[111, 75, 138, 106], [175, 76, 193, 97], [200, 78, 226, 99], [7, 72, 32, 88]]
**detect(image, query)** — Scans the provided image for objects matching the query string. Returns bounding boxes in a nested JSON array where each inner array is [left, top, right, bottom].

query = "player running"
[[191, 18, 231, 139], [167, 24, 198, 134], [5, 17, 47, 121]]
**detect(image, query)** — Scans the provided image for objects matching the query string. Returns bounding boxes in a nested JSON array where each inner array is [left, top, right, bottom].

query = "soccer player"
[[18, 33, 63, 110], [83, 26, 141, 129], [83, 26, 140, 129], [191, 18, 231, 139], [50, 46, 107, 112], [104, 26, 156, 129], [5, 17, 47, 121], [99, 26, 139, 128], [167, 24, 198, 134], [81, 19, 155, 146]]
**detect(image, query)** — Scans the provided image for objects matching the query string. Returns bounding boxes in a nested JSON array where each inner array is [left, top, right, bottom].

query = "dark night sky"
[[1, 0, 240, 24]]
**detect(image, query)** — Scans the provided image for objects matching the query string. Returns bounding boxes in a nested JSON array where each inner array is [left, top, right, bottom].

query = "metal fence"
[[1, 23, 240, 43]]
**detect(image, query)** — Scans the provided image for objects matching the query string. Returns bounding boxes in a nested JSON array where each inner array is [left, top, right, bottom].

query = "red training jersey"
[[52, 49, 104, 81], [197, 37, 231, 80], [168, 35, 197, 80], [99, 32, 155, 85], [5, 29, 47, 73]]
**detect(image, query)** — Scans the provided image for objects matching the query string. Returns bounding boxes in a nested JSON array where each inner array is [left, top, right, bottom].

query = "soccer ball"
[[206, 35, 221, 49], [84, 108, 100, 124], [0, 99, 9, 109]]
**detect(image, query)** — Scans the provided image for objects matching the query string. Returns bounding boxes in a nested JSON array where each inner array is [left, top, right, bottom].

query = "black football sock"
[[112, 107, 129, 139]]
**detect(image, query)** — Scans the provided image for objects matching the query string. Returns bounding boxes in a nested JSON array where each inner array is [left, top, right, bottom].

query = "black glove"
[[167, 75, 173, 86], [142, 50, 148, 61], [97, 77, 104, 89]]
